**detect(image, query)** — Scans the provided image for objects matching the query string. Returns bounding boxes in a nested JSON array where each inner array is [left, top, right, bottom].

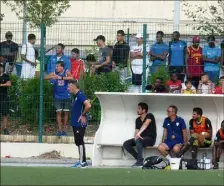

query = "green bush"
[[150, 65, 169, 85]]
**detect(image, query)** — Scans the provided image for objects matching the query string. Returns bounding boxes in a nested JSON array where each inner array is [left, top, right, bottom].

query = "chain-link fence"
[[0, 20, 223, 142]]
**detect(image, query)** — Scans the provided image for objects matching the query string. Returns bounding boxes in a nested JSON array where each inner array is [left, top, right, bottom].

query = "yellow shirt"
[[183, 89, 194, 94]]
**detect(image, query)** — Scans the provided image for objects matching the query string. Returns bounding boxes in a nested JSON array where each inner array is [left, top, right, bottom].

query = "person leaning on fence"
[[68, 80, 91, 168], [112, 30, 130, 82], [157, 105, 187, 169], [47, 43, 71, 74], [20, 34, 37, 79], [44, 61, 73, 137], [0, 63, 11, 135], [0, 31, 18, 75], [177, 107, 213, 159], [185, 36, 203, 88], [212, 120, 224, 169], [123, 102, 157, 167]]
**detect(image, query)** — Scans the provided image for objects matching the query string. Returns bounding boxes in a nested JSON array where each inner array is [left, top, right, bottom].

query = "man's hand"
[[199, 80, 203, 86], [94, 64, 102, 69], [31, 61, 37, 66], [135, 132, 143, 140], [78, 115, 87, 126]]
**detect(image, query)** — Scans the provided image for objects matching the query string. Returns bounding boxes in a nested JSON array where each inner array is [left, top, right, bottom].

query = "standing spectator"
[[185, 36, 203, 88], [123, 102, 157, 167], [0, 64, 11, 135], [181, 80, 196, 94], [93, 35, 112, 73], [198, 73, 215, 94], [130, 33, 150, 93], [168, 31, 187, 82], [220, 40, 224, 77], [21, 34, 37, 79], [47, 43, 71, 74], [149, 31, 169, 74], [166, 73, 182, 93], [68, 80, 91, 168], [44, 62, 73, 136], [215, 76, 224, 94], [70, 48, 85, 80], [112, 30, 130, 81], [158, 105, 187, 167], [0, 31, 18, 74], [202, 35, 221, 83]]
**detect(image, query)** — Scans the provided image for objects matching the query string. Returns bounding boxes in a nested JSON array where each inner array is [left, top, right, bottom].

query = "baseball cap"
[[5, 31, 13, 37], [93, 35, 105, 42], [192, 36, 200, 43], [135, 33, 143, 38]]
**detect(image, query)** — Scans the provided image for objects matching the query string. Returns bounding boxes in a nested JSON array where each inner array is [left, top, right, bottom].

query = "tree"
[[182, 0, 224, 35], [2, 0, 70, 28]]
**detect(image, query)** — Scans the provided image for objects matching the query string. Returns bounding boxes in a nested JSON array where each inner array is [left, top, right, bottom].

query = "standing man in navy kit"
[[68, 80, 91, 168]]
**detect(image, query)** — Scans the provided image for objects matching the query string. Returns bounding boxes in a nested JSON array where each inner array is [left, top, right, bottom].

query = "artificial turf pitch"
[[1, 166, 224, 185]]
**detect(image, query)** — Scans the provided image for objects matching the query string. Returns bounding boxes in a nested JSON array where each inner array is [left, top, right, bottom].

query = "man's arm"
[[150, 51, 169, 61], [202, 55, 220, 64], [0, 80, 11, 87], [97, 56, 111, 67], [162, 128, 167, 143], [136, 118, 152, 138], [182, 129, 188, 145], [63, 71, 73, 80], [82, 100, 91, 116], [189, 119, 194, 135], [205, 118, 213, 139], [65, 56, 71, 71], [44, 72, 55, 80], [185, 48, 190, 76]]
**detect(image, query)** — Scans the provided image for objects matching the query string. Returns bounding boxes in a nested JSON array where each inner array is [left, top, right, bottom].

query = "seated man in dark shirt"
[[123, 102, 157, 167], [146, 77, 167, 93]]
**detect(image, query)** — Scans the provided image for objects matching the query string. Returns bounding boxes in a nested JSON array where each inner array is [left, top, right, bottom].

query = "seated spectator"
[[47, 43, 71, 74], [145, 77, 166, 93], [123, 102, 157, 167], [166, 73, 182, 93], [212, 120, 224, 169], [215, 76, 224, 94], [177, 107, 212, 159], [202, 35, 221, 83], [158, 105, 187, 168], [181, 80, 196, 94], [197, 73, 215, 94], [70, 48, 85, 80]]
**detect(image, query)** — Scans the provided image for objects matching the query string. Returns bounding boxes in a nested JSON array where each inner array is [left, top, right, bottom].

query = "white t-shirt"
[[131, 44, 150, 74]]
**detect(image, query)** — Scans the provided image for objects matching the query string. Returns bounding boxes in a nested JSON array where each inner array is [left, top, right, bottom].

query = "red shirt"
[[187, 46, 203, 77], [70, 58, 85, 80], [215, 86, 224, 94], [167, 79, 182, 93]]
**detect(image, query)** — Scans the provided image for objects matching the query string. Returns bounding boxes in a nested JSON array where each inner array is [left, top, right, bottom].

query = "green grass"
[[1, 166, 224, 185]]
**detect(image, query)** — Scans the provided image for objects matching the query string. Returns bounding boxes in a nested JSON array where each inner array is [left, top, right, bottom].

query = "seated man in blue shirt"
[[149, 31, 169, 75], [47, 43, 71, 74], [168, 31, 187, 82], [202, 35, 221, 83], [158, 105, 188, 167]]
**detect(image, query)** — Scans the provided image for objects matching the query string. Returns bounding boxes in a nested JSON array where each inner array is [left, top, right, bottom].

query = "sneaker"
[[164, 164, 171, 170], [80, 162, 88, 168], [132, 161, 143, 168], [3, 129, 9, 135], [71, 161, 81, 168], [213, 162, 219, 169], [61, 131, 67, 136], [56, 131, 62, 137]]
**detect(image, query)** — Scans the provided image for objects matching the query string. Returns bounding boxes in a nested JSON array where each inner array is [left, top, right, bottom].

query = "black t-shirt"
[[0, 73, 10, 97], [146, 84, 166, 93], [0, 41, 18, 63], [135, 113, 157, 139], [215, 129, 224, 141], [112, 41, 130, 66]]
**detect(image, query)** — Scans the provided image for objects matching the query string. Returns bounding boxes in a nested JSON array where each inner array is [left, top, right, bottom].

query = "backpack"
[[142, 156, 168, 169], [180, 159, 199, 170]]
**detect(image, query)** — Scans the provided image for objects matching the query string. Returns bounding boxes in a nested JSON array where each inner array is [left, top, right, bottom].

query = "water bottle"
[[202, 153, 207, 169]]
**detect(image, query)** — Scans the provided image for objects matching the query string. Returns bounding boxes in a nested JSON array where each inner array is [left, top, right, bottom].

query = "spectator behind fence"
[[149, 31, 169, 74], [212, 120, 224, 169], [21, 34, 37, 79], [158, 105, 187, 168], [35, 48, 40, 78], [181, 80, 196, 94], [0, 63, 11, 135], [177, 107, 212, 159], [130, 33, 150, 93], [86, 54, 97, 76], [70, 48, 85, 80], [112, 30, 130, 81], [215, 76, 224, 94], [197, 73, 215, 94], [44, 61, 73, 137], [145, 77, 166, 93], [166, 73, 182, 93], [47, 43, 71, 74], [220, 40, 224, 77], [185, 36, 203, 88], [123, 102, 157, 167], [202, 35, 221, 83], [0, 31, 18, 75], [168, 31, 187, 83], [93, 35, 112, 74]]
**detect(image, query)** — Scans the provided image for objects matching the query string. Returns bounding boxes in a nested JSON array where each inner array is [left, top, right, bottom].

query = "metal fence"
[[0, 20, 223, 143]]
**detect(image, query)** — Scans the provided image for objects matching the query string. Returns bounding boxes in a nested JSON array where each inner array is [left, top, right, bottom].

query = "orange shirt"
[[70, 58, 85, 80]]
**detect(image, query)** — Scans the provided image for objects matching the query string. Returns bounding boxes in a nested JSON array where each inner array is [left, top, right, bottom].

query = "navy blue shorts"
[[164, 140, 183, 150]]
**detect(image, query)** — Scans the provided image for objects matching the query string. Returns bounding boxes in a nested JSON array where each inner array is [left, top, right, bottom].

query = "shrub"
[[150, 65, 169, 85]]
